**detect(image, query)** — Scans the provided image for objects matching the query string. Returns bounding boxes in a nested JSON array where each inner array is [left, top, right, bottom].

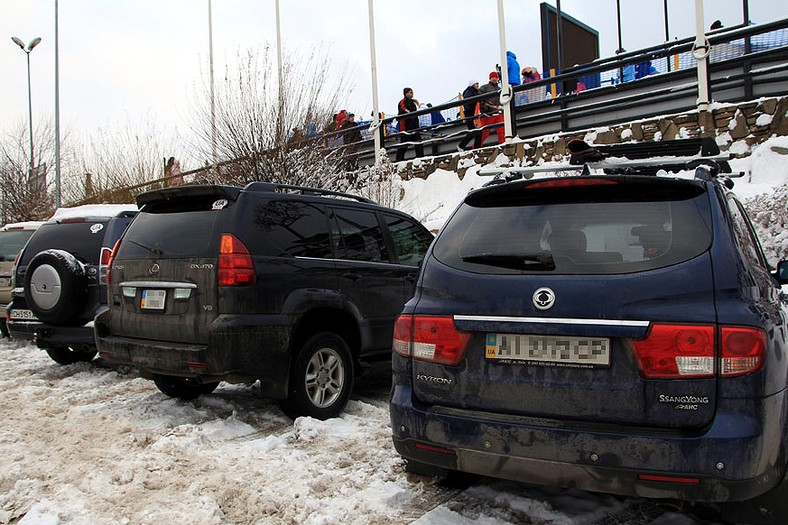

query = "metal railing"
[[332, 18, 788, 167]]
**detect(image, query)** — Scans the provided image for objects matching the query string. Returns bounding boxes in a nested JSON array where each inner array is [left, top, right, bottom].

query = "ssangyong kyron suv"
[[390, 140, 788, 514], [95, 183, 434, 420]]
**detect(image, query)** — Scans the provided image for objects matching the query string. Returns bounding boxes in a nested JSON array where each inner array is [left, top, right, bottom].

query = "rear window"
[[20, 222, 109, 265], [432, 177, 712, 274], [0, 230, 35, 262], [118, 210, 219, 259]]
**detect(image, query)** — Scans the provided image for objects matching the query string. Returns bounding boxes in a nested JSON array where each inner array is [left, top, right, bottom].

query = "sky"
[[2, 0, 788, 162]]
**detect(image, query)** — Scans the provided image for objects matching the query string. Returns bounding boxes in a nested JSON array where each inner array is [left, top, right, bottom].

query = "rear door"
[[412, 177, 719, 429], [108, 196, 225, 345]]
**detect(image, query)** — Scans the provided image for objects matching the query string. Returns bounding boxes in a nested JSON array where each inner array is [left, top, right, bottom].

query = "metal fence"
[[327, 18, 788, 167]]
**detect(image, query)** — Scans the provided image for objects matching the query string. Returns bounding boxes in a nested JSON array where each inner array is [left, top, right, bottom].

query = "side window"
[[332, 208, 389, 263], [728, 196, 768, 270], [383, 213, 433, 266], [253, 200, 332, 258]]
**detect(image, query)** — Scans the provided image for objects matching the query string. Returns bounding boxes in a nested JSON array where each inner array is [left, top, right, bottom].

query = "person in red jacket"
[[395, 87, 424, 162], [477, 72, 505, 146]]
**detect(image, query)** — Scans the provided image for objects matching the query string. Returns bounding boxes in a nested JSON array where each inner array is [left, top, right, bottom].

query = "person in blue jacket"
[[506, 51, 521, 86]]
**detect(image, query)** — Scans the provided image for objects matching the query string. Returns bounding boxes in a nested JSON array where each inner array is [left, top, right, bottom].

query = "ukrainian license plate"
[[485, 333, 610, 366], [0, 276, 11, 287], [141, 289, 166, 310], [10, 308, 37, 320]]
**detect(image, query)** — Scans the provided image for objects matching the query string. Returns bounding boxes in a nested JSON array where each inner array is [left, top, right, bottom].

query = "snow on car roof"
[[0, 221, 46, 231], [49, 204, 138, 220]]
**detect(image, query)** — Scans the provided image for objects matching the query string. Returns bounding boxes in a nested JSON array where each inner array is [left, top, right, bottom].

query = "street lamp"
[[11, 36, 42, 183]]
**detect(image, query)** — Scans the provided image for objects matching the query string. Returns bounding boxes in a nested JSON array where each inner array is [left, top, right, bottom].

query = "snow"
[[2, 136, 786, 525], [49, 204, 138, 220], [0, 339, 721, 524]]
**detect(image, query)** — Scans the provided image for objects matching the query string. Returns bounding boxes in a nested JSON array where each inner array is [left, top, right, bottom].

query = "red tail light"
[[105, 239, 122, 285], [392, 315, 471, 365], [218, 234, 255, 286], [631, 324, 715, 378], [631, 323, 765, 378], [720, 326, 765, 376]]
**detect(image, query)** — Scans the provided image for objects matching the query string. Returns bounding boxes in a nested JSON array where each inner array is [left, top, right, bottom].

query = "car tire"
[[25, 250, 87, 325], [153, 375, 219, 400], [281, 332, 354, 420], [45, 347, 98, 365]]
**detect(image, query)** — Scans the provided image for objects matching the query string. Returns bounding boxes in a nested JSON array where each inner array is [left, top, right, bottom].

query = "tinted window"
[[0, 230, 35, 262], [251, 200, 332, 258], [433, 178, 712, 275], [21, 221, 110, 265], [728, 195, 768, 270], [383, 213, 433, 266], [119, 210, 217, 259], [332, 208, 389, 263]]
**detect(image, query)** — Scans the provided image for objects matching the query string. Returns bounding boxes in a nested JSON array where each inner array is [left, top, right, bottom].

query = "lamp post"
[[11, 36, 42, 183]]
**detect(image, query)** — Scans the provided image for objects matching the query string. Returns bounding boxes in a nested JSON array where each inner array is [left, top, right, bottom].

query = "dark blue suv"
[[390, 141, 788, 511]]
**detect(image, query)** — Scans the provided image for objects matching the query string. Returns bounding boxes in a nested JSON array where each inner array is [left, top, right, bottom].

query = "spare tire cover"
[[25, 249, 87, 325]]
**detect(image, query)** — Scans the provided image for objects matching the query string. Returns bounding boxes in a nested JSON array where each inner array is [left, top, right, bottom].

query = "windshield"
[[0, 230, 35, 262]]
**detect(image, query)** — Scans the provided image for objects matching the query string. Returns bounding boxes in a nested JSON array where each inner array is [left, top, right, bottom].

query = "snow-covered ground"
[[2, 137, 787, 525], [0, 340, 717, 525]]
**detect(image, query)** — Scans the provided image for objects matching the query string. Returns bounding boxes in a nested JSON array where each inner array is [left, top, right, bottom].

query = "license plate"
[[0, 276, 11, 287], [141, 289, 166, 310], [486, 333, 610, 366], [10, 308, 37, 320]]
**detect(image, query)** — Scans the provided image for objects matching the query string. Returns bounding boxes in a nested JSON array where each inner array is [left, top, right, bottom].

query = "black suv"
[[7, 207, 137, 364], [390, 139, 788, 513], [94, 183, 434, 419]]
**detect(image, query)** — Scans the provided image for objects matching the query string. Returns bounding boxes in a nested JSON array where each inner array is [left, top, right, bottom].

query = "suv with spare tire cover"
[[94, 183, 434, 420], [7, 206, 137, 364], [390, 138, 788, 520]]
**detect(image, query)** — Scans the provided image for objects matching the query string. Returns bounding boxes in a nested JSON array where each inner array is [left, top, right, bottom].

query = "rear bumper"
[[7, 318, 96, 350], [94, 312, 292, 398], [390, 383, 788, 502]]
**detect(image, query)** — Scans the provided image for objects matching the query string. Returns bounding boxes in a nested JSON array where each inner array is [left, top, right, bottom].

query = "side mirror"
[[775, 261, 788, 285]]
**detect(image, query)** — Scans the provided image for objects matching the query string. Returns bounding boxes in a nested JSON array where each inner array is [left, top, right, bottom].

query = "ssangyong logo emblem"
[[533, 287, 556, 310], [149, 264, 160, 275]]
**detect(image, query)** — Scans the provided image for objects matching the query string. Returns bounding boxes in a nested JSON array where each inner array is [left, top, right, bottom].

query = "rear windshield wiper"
[[126, 239, 162, 256], [461, 253, 556, 271]]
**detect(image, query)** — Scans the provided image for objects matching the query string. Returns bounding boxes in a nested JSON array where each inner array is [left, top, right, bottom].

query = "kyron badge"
[[533, 287, 556, 310]]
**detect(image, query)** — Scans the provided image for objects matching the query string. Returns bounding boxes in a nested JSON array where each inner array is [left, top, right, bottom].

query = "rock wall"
[[397, 96, 788, 180]]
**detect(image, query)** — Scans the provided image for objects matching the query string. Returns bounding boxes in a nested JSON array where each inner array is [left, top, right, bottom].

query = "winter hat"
[[489, 71, 499, 80], [468, 79, 478, 86]]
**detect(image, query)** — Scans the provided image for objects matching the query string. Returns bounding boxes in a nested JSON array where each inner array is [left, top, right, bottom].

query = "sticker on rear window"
[[212, 199, 228, 210], [90, 223, 104, 234]]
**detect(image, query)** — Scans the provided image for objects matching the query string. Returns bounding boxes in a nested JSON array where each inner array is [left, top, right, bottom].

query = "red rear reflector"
[[415, 443, 456, 456], [526, 179, 618, 189], [218, 233, 255, 286], [187, 362, 208, 370], [638, 474, 700, 485], [392, 315, 471, 365], [631, 324, 714, 378], [721, 326, 765, 376]]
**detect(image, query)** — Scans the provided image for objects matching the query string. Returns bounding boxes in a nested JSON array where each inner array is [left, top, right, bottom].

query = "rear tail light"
[[392, 315, 471, 365], [218, 234, 255, 286], [721, 326, 765, 376], [105, 239, 121, 285], [631, 323, 765, 378]]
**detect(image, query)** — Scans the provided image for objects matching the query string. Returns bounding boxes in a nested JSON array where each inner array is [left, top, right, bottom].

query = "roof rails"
[[243, 182, 377, 204], [479, 137, 741, 183]]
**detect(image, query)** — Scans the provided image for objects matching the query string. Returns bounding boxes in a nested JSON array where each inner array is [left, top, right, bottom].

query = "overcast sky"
[[2, 0, 787, 161]]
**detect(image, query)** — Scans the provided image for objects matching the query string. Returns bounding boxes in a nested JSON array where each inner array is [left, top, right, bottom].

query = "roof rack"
[[478, 137, 741, 183], [243, 182, 376, 204]]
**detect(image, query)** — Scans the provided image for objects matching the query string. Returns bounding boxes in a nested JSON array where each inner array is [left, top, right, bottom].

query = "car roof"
[[0, 221, 46, 231], [49, 204, 138, 221]]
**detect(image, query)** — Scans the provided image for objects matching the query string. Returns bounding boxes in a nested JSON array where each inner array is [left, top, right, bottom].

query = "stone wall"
[[397, 96, 788, 180]]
